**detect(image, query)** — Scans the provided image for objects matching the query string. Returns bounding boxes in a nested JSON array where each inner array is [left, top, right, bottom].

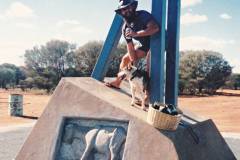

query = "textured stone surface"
[[161, 120, 236, 160], [16, 78, 178, 160], [72, 138, 85, 158], [15, 78, 235, 160], [1, 124, 239, 160], [56, 118, 127, 160], [62, 124, 74, 143], [109, 127, 126, 159], [59, 143, 75, 159]]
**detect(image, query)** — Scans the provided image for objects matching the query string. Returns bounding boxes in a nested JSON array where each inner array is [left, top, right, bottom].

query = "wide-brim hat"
[[115, 0, 138, 15]]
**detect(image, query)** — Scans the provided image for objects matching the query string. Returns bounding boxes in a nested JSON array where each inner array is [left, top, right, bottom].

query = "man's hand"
[[125, 29, 138, 37], [124, 27, 133, 43]]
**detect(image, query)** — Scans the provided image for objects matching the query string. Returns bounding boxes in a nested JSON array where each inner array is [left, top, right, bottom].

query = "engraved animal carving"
[[81, 127, 126, 160]]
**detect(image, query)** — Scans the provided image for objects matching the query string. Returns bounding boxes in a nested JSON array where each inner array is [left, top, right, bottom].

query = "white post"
[[8, 94, 23, 116]]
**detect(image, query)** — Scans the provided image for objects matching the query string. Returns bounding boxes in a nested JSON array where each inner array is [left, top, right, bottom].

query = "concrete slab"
[[2, 125, 239, 160], [16, 78, 178, 160], [161, 120, 236, 160], [16, 78, 236, 160]]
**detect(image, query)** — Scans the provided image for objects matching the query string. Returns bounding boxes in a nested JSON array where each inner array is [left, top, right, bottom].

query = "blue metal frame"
[[149, 0, 167, 103], [91, 14, 123, 81], [165, 0, 181, 106], [92, 0, 181, 106]]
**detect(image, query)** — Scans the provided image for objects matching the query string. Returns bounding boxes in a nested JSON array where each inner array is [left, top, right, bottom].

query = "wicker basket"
[[147, 106, 182, 131]]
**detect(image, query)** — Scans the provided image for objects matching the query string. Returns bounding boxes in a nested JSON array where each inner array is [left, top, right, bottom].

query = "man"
[[105, 0, 159, 89]]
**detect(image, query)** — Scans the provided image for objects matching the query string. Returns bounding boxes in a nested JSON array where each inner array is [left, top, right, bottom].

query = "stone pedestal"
[[15, 78, 236, 160]]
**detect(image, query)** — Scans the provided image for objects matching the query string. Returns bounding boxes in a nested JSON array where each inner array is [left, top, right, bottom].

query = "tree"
[[197, 52, 232, 93], [23, 40, 127, 91], [74, 41, 103, 76], [0, 67, 15, 89], [74, 41, 127, 76], [24, 40, 77, 90], [25, 40, 77, 77], [0, 63, 26, 86], [19, 77, 34, 91], [179, 50, 232, 94], [179, 51, 203, 94], [233, 74, 240, 90], [225, 74, 240, 90]]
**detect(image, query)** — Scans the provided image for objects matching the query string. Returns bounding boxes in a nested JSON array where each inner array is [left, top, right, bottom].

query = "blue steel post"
[[165, 0, 181, 106], [150, 0, 167, 103], [91, 14, 123, 81]]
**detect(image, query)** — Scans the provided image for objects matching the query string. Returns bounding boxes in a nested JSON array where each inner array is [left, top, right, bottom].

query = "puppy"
[[118, 64, 150, 110]]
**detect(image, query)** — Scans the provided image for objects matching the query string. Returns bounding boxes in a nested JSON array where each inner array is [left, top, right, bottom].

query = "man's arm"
[[125, 20, 159, 61], [126, 41, 137, 62], [126, 20, 159, 38], [122, 25, 137, 62]]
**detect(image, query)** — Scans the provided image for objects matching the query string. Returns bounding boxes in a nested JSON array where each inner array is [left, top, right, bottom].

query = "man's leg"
[[105, 53, 130, 88], [146, 51, 150, 74], [144, 51, 151, 110], [105, 49, 146, 88]]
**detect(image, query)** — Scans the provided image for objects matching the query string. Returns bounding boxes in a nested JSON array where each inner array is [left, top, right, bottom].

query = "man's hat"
[[115, 0, 138, 14]]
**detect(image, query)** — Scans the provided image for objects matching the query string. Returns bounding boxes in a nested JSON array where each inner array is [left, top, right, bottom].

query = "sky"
[[0, 0, 239, 73]]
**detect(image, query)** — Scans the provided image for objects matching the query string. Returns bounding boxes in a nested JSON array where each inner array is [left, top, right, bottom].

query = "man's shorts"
[[135, 37, 150, 54]]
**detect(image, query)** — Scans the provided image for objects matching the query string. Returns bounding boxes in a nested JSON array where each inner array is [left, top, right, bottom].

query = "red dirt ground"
[[179, 89, 240, 133], [0, 89, 50, 127], [0, 89, 239, 133]]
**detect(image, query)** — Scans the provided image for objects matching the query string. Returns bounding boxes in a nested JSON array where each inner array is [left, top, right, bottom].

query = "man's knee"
[[120, 54, 130, 70], [122, 54, 131, 63]]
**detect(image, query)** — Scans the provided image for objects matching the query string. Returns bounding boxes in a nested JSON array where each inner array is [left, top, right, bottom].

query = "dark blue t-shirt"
[[122, 10, 157, 52]]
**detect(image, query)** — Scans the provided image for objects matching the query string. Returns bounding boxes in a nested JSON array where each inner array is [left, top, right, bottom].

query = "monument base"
[[16, 78, 236, 160]]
